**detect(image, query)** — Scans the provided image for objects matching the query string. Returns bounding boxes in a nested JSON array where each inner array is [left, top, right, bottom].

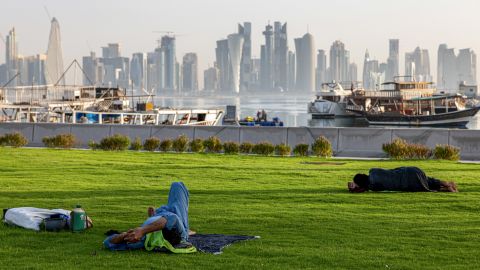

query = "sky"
[[1, 0, 479, 84]]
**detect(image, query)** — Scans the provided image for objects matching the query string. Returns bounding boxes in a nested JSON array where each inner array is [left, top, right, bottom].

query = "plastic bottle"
[[71, 205, 87, 232]]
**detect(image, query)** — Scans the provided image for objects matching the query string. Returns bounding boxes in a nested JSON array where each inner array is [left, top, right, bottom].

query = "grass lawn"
[[0, 148, 479, 269]]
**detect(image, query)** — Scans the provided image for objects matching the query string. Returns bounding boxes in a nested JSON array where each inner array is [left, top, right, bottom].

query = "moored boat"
[[307, 82, 356, 119], [347, 79, 479, 127]]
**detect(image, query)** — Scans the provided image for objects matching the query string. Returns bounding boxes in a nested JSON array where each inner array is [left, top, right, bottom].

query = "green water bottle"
[[71, 205, 87, 233]]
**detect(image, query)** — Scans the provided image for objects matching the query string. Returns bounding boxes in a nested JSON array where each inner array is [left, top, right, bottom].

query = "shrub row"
[[0, 132, 28, 148], [42, 134, 76, 149], [88, 135, 334, 157], [382, 138, 460, 161]]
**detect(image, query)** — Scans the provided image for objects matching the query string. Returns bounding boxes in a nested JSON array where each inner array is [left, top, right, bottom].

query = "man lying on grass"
[[104, 182, 196, 251], [348, 166, 458, 193]]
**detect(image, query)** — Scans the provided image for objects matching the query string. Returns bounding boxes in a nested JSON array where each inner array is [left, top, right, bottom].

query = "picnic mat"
[[189, 234, 259, 255]]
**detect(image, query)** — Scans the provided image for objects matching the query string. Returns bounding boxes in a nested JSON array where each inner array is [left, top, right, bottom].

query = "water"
[[153, 94, 480, 129]]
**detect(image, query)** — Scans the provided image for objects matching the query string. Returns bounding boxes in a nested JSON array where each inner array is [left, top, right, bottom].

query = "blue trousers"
[[104, 182, 190, 251]]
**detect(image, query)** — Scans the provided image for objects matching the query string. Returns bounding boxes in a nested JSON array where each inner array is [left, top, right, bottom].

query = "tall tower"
[[130, 53, 147, 90], [329, 40, 349, 83], [316, 50, 327, 90], [386, 39, 399, 81], [227, 34, 244, 94], [437, 44, 458, 90], [261, 24, 274, 90], [161, 35, 176, 90], [294, 33, 315, 92], [215, 39, 230, 92], [45, 17, 65, 85], [238, 22, 252, 91], [5, 28, 18, 84], [273, 22, 288, 91], [405, 47, 431, 82], [182, 53, 198, 92], [457, 48, 477, 85]]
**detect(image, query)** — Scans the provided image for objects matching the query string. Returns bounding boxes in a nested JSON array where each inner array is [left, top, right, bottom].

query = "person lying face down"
[[104, 182, 195, 251], [348, 167, 458, 193]]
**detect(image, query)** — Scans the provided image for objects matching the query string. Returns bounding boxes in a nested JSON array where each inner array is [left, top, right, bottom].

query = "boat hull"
[[365, 107, 480, 127], [308, 100, 354, 119]]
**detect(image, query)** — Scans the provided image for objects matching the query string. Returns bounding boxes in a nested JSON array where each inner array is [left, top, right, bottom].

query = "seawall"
[[1, 123, 479, 160]]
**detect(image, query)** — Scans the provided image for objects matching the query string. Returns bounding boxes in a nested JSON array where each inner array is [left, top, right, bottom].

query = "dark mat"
[[189, 234, 259, 254]]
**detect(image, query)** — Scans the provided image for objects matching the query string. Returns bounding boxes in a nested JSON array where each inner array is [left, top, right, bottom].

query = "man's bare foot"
[[147, 206, 155, 217], [188, 230, 196, 236]]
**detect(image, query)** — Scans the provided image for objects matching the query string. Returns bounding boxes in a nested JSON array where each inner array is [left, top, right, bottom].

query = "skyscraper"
[[130, 53, 147, 90], [273, 22, 288, 91], [82, 52, 100, 85], [294, 33, 315, 92], [457, 48, 477, 86], [405, 47, 431, 82], [287, 51, 296, 91], [161, 36, 177, 90], [215, 39, 230, 92], [5, 28, 18, 84], [261, 24, 274, 90], [362, 50, 383, 90], [316, 50, 327, 90], [204, 67, 219, 91], [227, 34, 244, 93], [45, 17, 65, 85], [386, 39, 399, 81], [437, 44, 458, 90], [98, 43, 130, 88], [329, 40, 349, 83], [348, 63, 358, 83], [182, 53, 198, 92], [238, 22, 252, 91]]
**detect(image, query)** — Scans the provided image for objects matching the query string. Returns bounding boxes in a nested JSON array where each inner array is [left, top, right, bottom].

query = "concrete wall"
[[0, 123, 479, 160]]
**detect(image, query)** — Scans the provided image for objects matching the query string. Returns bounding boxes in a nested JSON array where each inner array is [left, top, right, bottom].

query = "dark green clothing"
[[368, 167, 441, 192]]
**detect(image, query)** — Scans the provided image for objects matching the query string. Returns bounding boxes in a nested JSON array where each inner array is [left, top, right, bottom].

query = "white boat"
[[307, 82, 356, 118], [0, 85, 223, 126]]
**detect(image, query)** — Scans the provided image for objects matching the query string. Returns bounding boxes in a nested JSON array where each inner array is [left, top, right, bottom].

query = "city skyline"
[[1, 0, 479, 88]]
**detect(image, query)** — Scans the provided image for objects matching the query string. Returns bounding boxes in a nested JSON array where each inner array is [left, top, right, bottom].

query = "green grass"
[[1, 148, 479, 269]]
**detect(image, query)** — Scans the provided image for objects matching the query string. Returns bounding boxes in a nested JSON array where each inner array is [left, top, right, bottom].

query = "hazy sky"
[[1, 0, 479, 82]]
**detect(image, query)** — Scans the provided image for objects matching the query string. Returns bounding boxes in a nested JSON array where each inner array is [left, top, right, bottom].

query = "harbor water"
[[153, 94, 480, 129]]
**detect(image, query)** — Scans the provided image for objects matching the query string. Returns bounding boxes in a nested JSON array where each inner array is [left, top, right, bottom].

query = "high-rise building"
[[437, 44, 458, 90], [261, 24, 274, 90], [153, 47, 165, 90], [457, 48, 477, 86], [182, 53, 198, 92], [238, 22, 252, 91], [348, 63, 358, 83], [130, 53, 147, 90], [160, 36, 177, 90], [204, 67, 219, 91], [227, 34, 244, 93], [98, 43, 130, 88], [82, 52, 101, 86], [287, 51, 296, 91], [26, 54, 47, 85], [45, 17, 65, 85], [362, 50, 382, 90], [386, 39, 399, 81], [294, 33, 315, 92], [273, 22, 288, 91], [102, 44, 121, 59], [329, 40, 349, 83], [215, 39, 230, 92], [405, 47, 431, 82], [316, 50, 327, 90], [5, 27, 18, 85], [0, 64, 7, 85], [145, 52, 159, 91]]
